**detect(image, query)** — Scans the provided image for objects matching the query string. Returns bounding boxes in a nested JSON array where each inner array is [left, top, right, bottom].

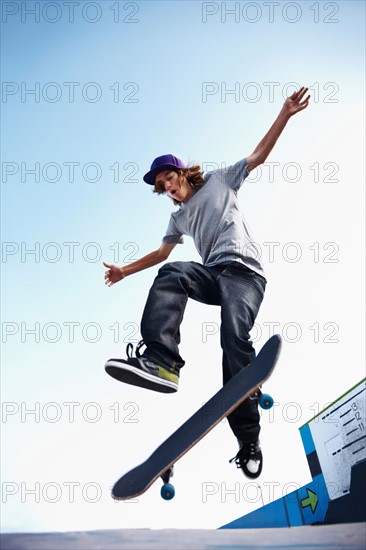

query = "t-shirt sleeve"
[[162, 215, 184, 244], [218, 158, 250, 192]]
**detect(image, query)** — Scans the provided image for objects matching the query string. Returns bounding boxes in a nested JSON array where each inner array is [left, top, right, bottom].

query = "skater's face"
[[155, 170, 194, 203]]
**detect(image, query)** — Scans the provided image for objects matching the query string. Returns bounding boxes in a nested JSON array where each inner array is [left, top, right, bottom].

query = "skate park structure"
[[221, 378, 366, 528]]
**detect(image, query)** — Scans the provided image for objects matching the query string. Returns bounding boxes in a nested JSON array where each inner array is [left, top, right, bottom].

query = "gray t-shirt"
[[162, 158, 264, 278]]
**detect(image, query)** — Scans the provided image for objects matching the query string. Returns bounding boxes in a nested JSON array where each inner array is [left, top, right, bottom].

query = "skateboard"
[[112, 334, 281, 500]]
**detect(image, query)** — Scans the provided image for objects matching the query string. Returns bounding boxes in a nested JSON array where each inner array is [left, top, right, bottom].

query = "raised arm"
[[103, 242, 176, 287], [246, 86, 310, 173]]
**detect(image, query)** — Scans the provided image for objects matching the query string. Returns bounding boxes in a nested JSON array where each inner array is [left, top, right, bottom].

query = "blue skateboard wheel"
[[259, 393, 274, 409], [161, 483, 175, 500]]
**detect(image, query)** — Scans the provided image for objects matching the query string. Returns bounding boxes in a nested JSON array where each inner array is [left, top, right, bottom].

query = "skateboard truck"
[[160, 466, 175, 500], [250, 386, 274, 410]]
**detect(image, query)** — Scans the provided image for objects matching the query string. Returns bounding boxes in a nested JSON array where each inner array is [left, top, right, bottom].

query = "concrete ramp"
[[1, 524, 366, 550]]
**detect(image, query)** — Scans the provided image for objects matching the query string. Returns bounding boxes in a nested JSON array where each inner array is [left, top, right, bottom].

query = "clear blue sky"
[[1, 0, 365, 533]]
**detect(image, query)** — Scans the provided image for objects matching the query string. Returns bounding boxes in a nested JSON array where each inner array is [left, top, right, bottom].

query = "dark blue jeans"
[[140, 261, 266, 443]]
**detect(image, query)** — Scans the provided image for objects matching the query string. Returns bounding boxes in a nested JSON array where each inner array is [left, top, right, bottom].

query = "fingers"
[[290, 87, 302, 99], [298, 88, 309, 103], [104, 270, 112, 286], [291, 86, 309, 101], [299, 94, 311, 107], [294, 98, 310, 114], [103, 262, 115, 287], [297, 87, 309, 101]]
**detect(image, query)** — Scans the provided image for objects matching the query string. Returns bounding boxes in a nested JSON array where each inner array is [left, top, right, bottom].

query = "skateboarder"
[[104, 86, 310, 479]]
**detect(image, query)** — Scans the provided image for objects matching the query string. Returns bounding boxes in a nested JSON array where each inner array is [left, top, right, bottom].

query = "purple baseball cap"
[[143, 154, 186, 185]]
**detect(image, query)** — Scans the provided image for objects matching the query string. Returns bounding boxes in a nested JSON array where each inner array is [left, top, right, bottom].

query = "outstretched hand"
[[283, 86, 310, 117], [103, 261, 125, 287]]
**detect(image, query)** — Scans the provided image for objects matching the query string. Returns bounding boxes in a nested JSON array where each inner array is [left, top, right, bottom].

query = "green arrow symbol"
[[301, 489, 318, 513]]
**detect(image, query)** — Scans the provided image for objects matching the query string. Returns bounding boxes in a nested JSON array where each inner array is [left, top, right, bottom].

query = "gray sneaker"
[[105, 341, 179, 394]]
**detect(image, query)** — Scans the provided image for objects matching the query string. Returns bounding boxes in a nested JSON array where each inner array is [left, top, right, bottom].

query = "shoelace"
[[229, 442, 257, 467], [126, 339, 145, 359]]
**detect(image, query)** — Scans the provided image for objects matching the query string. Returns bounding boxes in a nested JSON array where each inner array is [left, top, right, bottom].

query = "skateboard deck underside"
[[112, 334, 281, 500]]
